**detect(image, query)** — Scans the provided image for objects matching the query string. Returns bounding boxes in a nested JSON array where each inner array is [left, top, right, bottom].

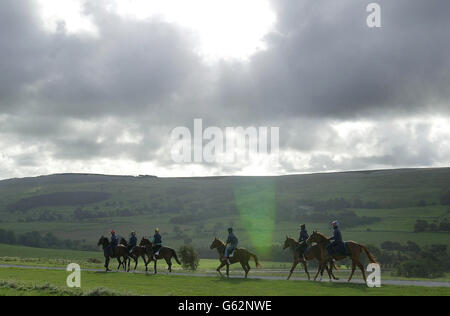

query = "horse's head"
[[210, 237, 223, 250], [283, 235, 296, 249], [306, 231, 326, 245], [97, 235, 108, 246], [140, 237, 151, 247], [120, 237, 127, 245]]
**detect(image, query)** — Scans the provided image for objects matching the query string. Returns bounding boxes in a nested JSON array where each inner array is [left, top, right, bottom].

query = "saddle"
[[331, 242, 350, 256]]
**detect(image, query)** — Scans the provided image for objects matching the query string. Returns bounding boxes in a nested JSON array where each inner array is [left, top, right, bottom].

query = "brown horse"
[[139, 238, 181, 274], [306, 231, 378, 282], [283, 236, 338, 281], [97, 236, 130, 272], [120, 237, 149, 272], [210, 238, 262, 278]]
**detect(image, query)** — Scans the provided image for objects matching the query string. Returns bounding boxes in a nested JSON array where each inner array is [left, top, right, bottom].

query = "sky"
[[0, 0, 449, 179]]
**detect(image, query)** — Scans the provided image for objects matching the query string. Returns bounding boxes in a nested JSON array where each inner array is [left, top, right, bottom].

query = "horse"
[[283, 236, 338, 281], [210, 237, 262, 278], [139, 237, 181, 274], [120, 237, 150, 272], [97, 236, 131, 272], [306, 231, 378, 282]]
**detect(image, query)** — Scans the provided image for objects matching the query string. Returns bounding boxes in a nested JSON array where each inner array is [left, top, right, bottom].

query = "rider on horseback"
[[296, 224, 310, 258], [128, 231, 137, 255], [327, 221, 344, 260], [152, 228, 162, 261], [108, 230, 119, 257], [224, 227, 238, 265]]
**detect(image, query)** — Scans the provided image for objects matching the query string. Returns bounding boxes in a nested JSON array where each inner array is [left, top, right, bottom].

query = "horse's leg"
[[348, 262, 356, 282], [226, 263, 230, 278], [314, 262, 323, 281], [143, 255, 149, 272], [288, 260, 299, 280], [329, 262, 339, 280], [105, 256, 111, 272], [240, 262, 248, 278], [246, 262, 251, 275], [324, 263, 333, 281], [216, 262, 225, 277], [302, 260, 310, 281], [117, 257, 122, 270], [166, 258, 172, 273], [356, 260, 367, 282], [154, 259, 157, 274]]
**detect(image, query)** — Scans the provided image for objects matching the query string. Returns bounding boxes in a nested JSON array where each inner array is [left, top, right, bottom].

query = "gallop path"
[[0, 264, 449, 288]]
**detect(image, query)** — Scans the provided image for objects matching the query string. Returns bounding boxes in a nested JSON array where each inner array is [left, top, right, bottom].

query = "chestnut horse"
[[283, 236, 338, 281], [306, 231, 378, 282], [120, 237, 149, 272], [97, 236, 130, 272], [210, 238, 262, 278], [139, 238, 181, 274]]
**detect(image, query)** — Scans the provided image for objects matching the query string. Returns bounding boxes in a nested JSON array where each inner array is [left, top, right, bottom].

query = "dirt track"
[[1, 264, 449, 288]]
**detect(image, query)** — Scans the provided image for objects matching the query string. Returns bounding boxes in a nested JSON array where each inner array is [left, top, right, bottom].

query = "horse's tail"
[[172, 249, 181, 265], [361, 245, 377, 264], [249, 252, 262, 269]]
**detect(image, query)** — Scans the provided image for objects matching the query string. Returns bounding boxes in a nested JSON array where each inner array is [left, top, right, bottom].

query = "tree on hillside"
[[414, 220, 429, 233], [440, 190, 450, 205]]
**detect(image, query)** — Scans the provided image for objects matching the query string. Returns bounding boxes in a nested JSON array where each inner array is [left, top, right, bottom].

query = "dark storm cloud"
[[215, 0, 450, 121], [0, 0, 449, 177]]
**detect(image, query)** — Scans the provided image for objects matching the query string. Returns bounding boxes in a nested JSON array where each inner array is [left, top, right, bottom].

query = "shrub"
[[178, 245, 200, 271], [395, 259, 445, 279]]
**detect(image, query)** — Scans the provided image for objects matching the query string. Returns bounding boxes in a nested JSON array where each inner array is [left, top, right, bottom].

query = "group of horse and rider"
[[97, 228, 181, 273], [98, 220, 377, 283]]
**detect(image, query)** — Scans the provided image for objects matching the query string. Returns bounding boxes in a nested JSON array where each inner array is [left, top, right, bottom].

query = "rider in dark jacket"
[[152, 228, 162, 260], [109, 230, 119, 257], [299, 224, 309, 243], [327, 221, 344, 257], [128, 231, 137, 254], [297, 224, 310, 256]]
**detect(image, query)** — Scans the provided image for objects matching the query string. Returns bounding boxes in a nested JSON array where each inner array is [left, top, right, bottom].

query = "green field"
[[0, 267, 448, 296]]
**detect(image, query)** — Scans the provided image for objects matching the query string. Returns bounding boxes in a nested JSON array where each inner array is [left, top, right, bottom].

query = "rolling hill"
[[0, 168, 449, 260]]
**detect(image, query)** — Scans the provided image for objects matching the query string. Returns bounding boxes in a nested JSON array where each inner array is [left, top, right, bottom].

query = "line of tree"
[[414, 219, 450, 233], [298, 198, 382, 212], [0, 229, 96, 251]]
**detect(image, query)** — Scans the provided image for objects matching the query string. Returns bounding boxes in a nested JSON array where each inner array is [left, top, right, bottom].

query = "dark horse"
[[120, 237, 150, 272], [139, 238, 181, 274], [283, 236, 338, 281], [307, 231, 378, 282], [210, 238, 262, 278], [97, 236, 131, 272]]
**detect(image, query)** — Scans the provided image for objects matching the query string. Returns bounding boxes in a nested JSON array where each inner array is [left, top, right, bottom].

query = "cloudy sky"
[[0, 0, 449, 179]]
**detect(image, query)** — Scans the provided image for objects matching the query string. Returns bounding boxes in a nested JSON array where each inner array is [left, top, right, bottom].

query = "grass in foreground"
[[0, 267, 448, 296]]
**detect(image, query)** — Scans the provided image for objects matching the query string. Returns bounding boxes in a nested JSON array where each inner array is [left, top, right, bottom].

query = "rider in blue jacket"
[[224, 227, 238, 265]]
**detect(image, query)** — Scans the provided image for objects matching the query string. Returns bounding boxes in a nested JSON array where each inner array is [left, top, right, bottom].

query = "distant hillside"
[[0, 168, 448, 261]]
